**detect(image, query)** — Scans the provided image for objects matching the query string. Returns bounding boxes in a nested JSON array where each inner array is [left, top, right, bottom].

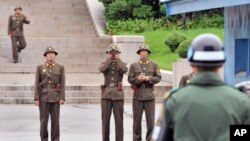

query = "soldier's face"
[[46, 52, 56, 62], [15, 9, 21, 14], [139, 50, 149, 60]]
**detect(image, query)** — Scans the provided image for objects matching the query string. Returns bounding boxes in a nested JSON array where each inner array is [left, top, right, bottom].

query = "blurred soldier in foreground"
[[155, 33, 250, 141]]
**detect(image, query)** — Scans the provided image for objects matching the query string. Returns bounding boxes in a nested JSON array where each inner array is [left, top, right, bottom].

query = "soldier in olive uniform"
[[178, 66, 197, 87], [128, 44, 162, 141], [99, 44, 128, 141], [34, 47, 65, 141], [156, 34, 250, 141], [8, 6, 30, 63]]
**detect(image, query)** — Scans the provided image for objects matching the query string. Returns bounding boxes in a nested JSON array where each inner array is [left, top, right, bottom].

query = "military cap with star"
[[137, 44, 151, 54], [44, 46, 58, 57]]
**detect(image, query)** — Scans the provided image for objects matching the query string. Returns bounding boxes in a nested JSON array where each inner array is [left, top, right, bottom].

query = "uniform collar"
[[139, 60, 149, 65], [189, 72, 225, 86], [45, 62, 56, 68]]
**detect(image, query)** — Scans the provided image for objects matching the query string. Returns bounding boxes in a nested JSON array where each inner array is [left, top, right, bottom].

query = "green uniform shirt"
[[8, 13, 30, 36], [165, 72, 250, 141], [34, 63, 65, 103], [128, 60, 161, 101], [99, 58, 127, 100]]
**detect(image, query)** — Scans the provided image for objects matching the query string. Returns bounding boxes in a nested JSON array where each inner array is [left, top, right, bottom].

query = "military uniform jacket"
[[34, 63, 65, 103], [8, 14, 30, 36], [99, 58, 128, 100], [164, 72, 250, 141], [128, 60, 161, 101]]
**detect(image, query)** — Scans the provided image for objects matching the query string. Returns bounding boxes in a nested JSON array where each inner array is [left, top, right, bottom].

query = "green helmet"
[[14, 6, 22, 11], [106, 44, 121, 54], [137, 44, 151, 54], [187, 33, 225, 67], [44, 46, 58, 57]]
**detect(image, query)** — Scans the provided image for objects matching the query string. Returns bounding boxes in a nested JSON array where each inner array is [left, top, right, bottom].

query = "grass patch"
[[121, 28, 224, 70]]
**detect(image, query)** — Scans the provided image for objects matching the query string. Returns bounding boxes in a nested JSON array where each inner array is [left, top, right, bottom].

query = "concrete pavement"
[[0, 104, 161, 141]]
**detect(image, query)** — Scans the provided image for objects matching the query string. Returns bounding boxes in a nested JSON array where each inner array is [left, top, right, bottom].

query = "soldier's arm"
[[148, 64, 162, 85], [128, 64, 142, 85], [34, 66, 40, 101], [99, 58, 112, 73], [179, 75, 188, 87], [8, 15, 12, 35], [116, 59, 128, 74], [60, 66, 65, 101], [23, 15, 30, 24]]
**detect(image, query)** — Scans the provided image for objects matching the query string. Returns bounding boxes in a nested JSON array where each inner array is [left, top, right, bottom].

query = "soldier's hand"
[[145, 76, 150, 81], [60, 100, 65, 105], [137, 75, 144, 81], [34, 100, 39, 106]]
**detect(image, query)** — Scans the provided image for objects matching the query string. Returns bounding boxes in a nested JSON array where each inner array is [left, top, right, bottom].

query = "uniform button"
[[143, 68, 146, 70], [111, 78, 114, 80], [49, 81, 51, 83], [49, 70, 52, 72]]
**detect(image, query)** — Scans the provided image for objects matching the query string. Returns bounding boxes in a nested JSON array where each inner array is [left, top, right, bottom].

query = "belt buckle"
[[109, 83, 115, 87], [142, 84, 145, 88]]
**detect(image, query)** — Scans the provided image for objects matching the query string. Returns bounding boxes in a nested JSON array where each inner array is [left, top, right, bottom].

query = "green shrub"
[[98, 0, 113, 7], [105, 1, 131, 21], [106, 18, 169, 34], [177, 39, 192, 58], [165, 32, 187, 52], [133, 5, 154, 19], [127, 0, 141, 7]]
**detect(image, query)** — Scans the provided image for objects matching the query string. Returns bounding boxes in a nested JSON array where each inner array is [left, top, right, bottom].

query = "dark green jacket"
[[164, 72, 250, 141], [34, 62, 65, 103], [99, 58, 127, 100], [128, 60, 161, 101], [8, 13, 30, 36]]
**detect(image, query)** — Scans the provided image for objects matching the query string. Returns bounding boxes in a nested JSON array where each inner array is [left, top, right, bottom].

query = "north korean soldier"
[[8, 6, 30, 63], [128, 44, 162, 141], [178, 66, 197, 87], [156, 33, 250, 141], [34, 46, 65, 141], [99, 44, 128, 141]]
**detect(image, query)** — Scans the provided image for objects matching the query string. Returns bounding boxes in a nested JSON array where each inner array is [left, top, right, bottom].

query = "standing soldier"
[[99, 44, 128, 141], [128, 44, 162, 141], [8, 6, 30, 63], [156, 33, 250, 141], [178, 66, 197, 87], [34, 46, 65, 141]]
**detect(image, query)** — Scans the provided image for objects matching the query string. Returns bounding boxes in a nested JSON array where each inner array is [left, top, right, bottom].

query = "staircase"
[[0, 0, 170, 104]]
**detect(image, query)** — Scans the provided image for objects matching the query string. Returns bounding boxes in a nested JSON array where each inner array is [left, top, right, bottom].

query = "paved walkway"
[[0, 104, 161, 141]]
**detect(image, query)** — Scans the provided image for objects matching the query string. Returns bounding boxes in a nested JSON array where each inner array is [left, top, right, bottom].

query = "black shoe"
[[14, 60, 18, 63], [18, 48, 21, 53]]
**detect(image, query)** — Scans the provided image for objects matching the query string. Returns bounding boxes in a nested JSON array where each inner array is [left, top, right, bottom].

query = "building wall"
[[224, 4, 250, 85]]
